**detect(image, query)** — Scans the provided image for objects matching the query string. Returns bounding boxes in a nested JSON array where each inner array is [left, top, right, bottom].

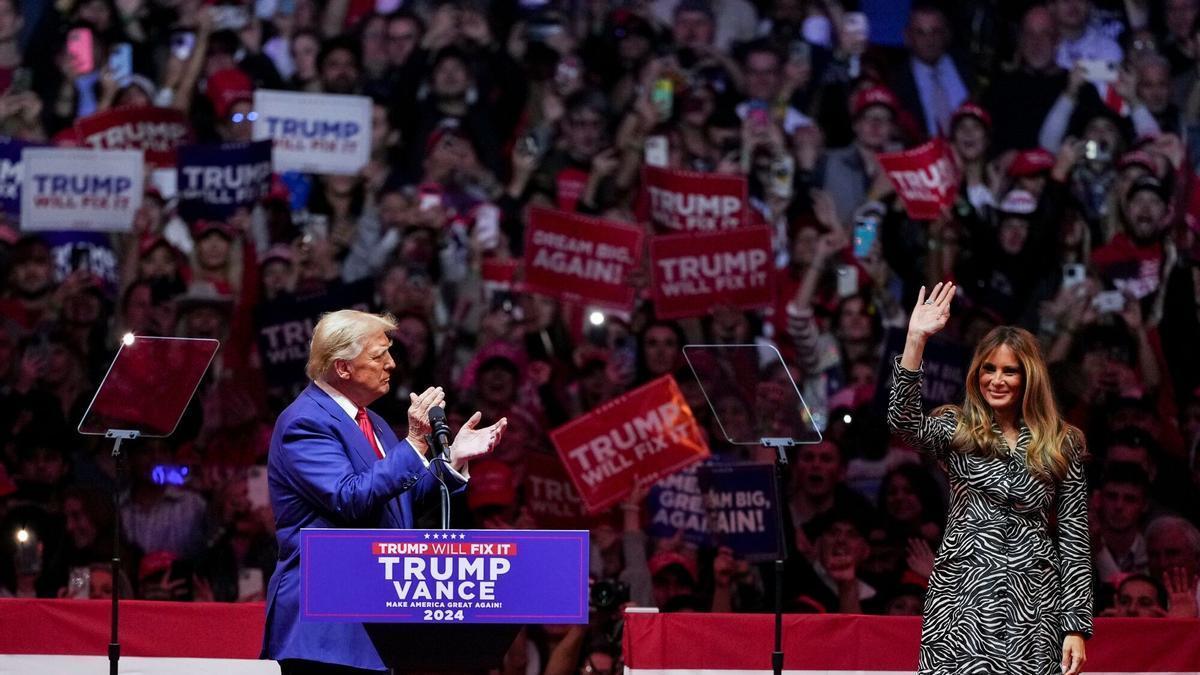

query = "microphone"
[[427, 406, 452, 458]]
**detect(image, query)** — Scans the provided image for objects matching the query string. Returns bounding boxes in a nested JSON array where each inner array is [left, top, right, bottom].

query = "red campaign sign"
[[650, 226, 775, 319], [75, 106, 193, 167], [480, 257, 519, 289], [876, 138, 959, 220], [643, 166, 749, 233], [554, 167, 588, 212], [550, 375, 710, 514], [523, 452, 591, 529], [522, 206, 644, 311]]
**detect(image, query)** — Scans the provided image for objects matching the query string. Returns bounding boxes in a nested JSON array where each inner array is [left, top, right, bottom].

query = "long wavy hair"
[[934, 326, 1082, 482]]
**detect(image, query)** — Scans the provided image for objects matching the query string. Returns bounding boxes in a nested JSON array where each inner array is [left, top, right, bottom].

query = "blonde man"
[[263, 309, 507, 674]]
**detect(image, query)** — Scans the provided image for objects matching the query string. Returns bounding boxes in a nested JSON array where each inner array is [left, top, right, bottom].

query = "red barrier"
[[0, 599, 264, 658], [623, 612, 1200, 673]]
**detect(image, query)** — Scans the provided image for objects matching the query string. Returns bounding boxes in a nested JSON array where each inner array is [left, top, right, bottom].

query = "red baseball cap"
[[1007, 148, 1055, 177], [138, 234, 182, 258], [1116, 149, 1160, 178], [138, 550, 178, 581], [850, 85, 900, 119], [950, 102, 991, 131], [206, 68, 254, 120], [467, 460, 517, 511], [259, 244, 296, 266], [425, 119, 471, 156], [648, 550, 699, 582], [192, 219, 238, 240]]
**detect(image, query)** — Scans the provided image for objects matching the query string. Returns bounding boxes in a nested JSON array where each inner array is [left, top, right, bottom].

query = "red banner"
[[522, 206, 644, 310], [624, 613, 1200, 673], [650, 226, 774, 319], [523, 452, 590, 529], [644, 166, 749, 233], [876, 138, 958, 220], [75, 106, 193, 167], [550, 375, 709, 513]]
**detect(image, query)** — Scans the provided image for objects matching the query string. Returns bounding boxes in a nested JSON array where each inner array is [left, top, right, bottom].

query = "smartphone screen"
[[836, 264, 859, 298], [1062, 263, 1085, 289], [237, 568, 265, 601], [645, 135, 668, 168], [652, 78, 673, 118], [67, 27, 95, 74], [474, 203, 501, 250], [748, 102, 770, 128], [109, 43, 133, 81], [170, 31, 196, 60], [853, 219, 878, 258]]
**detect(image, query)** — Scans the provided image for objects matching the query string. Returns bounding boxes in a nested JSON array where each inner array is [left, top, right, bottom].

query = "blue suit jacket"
[[262, 383, 465, 670]]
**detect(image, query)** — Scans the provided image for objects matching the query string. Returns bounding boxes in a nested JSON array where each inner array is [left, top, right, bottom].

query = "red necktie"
[[356, 407, 385, 459]]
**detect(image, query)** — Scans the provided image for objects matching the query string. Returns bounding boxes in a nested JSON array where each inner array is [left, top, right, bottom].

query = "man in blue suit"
[[263, 310, 507, 674]]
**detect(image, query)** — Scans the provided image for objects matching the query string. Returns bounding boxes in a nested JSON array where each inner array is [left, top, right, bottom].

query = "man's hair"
[[1115, 573, 1167, 608], [565, 88, 610, 120], [386, 9, 425, 34], [306, 310, 397, 381], [318, 35, 363, 71], [908, 3, 949, 28], [1101, 461, 1151, 492], [736, 38, 782, 66], [1145, 515, 1200, 557], [1101, 427, 1161, 463]]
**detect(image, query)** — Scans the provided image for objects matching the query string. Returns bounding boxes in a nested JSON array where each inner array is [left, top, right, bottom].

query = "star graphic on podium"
[[423, 533, 431, 539]]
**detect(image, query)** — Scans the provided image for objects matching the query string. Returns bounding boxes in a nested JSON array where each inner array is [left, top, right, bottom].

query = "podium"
[[364, 624, 521, 671], [301, 528, 589, 671]]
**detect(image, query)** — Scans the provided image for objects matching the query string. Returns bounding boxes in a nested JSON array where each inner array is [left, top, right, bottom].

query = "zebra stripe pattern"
[[886, 356, 1093, 675]]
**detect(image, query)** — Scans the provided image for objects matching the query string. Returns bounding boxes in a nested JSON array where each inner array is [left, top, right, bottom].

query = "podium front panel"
[[301, 529, 589, 624]]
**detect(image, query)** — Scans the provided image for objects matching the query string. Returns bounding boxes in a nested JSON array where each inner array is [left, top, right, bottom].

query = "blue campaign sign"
[[647, 464, 709, 545], [301, 529, 589, 624], [177, 140, 272, 221], [0, 136, 28, 217], [698, 463, 780, 561], [873, 327, 967, 413]]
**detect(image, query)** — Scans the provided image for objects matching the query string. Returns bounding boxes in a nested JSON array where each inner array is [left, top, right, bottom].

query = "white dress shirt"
[[911, 56, 968, 137]]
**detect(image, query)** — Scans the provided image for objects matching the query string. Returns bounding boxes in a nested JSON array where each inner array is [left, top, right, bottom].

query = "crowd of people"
[[1, 0, 1200, 671]]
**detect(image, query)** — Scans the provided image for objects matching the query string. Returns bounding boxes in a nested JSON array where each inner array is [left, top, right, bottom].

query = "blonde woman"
[[887, 281, 1092, 675]]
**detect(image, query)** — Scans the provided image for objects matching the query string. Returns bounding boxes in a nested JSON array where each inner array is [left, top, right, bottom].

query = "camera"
[[590, 577, 629, 613], [1084, 139, 1111, 164]]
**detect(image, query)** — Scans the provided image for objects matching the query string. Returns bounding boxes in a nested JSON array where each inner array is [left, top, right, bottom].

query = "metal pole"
[[109, 436, 123, 675]]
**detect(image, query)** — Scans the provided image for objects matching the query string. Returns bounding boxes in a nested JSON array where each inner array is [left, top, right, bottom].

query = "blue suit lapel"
[[302, 384, 392, 479]]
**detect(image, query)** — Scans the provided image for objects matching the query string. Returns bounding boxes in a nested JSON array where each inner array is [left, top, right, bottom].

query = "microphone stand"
[[106, 429, 139, 675], [761, 437, 792, 675], [426, 431, 452, 529]]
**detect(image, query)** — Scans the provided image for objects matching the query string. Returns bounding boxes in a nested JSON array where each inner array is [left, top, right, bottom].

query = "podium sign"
[[301, 529, 588, 624]]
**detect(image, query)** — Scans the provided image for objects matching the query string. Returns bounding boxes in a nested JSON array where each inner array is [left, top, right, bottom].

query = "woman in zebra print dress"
[[887, 282, 1093, 675]]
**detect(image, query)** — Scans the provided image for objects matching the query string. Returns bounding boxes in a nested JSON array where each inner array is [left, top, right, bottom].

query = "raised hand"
[[1164, 567, 1199, 618], [405, 386, 447, 452], [906, 537, 935, 580], [908, 282, 955, 341], [449, 412, 507, 469]]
